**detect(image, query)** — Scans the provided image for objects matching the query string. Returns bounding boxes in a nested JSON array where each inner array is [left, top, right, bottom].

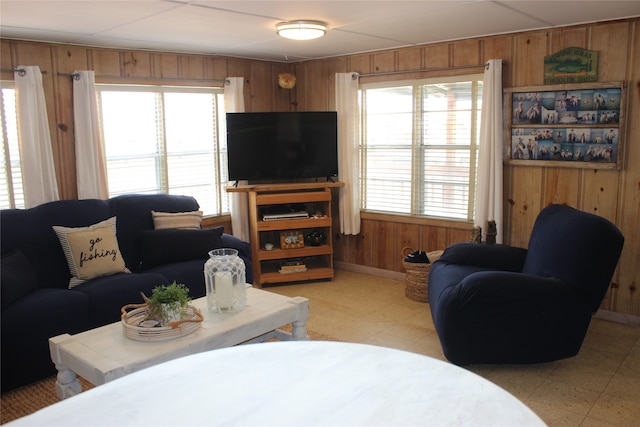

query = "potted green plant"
[[145, 282, 191, 326]]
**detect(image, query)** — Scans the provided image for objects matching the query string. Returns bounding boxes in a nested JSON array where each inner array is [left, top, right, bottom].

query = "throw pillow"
[[1, 249, 39, 310], [151, 210, 203, 230], [139, 227, 224, 269], [53, 217, 130, 288]]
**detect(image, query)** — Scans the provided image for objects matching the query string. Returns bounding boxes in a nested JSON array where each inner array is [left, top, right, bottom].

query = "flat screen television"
[[226, 111, 338, 182]]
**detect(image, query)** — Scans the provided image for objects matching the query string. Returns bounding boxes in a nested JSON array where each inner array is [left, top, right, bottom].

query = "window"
[[0, 83, 25, 209], [96, 85, 228, 216], [359, 75, 482, 221]]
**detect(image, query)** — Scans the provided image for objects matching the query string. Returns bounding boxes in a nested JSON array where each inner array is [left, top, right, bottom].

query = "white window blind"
[[360, 76, 482, 221], [0, 83, 25, 209], [96, 85, 228, 216]]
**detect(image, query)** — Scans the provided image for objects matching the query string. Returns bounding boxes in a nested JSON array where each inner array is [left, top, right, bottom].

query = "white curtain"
[[14, 65, 59, 208], [224, 77, 250, 241], [73, 70, 109, 199], [475, 59, 504, 243], [335, 73, 361, 235]]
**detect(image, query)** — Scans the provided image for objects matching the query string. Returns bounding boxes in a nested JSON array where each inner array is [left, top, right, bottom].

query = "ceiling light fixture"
[[276, 20, 327, 41]]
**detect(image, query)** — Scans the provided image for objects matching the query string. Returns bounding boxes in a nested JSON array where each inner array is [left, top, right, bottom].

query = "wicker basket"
[[121, 303, 204, 342], [401, 248, 444, 303]]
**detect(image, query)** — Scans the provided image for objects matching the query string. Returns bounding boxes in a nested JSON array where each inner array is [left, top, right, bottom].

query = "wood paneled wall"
[[0, 39, 296, 232], [0, 40, 297, 201], [293, 18, 640, 317], [1, 17, 638, 316]]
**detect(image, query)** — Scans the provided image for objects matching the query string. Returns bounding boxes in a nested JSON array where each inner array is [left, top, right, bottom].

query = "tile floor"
[[267, 269, 640, 427]]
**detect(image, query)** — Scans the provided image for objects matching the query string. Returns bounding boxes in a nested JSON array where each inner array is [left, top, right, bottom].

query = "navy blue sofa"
[[1, 194, 252, 391], [428, 204, 624, 366]]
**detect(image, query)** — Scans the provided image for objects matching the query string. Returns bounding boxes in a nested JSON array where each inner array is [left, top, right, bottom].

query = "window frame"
[[95, 84, 228, 216], [359, 74, 482, 222], [0, 81, 24, 209]]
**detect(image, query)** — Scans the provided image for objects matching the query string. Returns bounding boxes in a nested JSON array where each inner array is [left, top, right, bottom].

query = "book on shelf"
[[278, 259, 307, 274], [279, 264, 307, 271], [280, 259, 305, 267], [278, 267, 308, 274]]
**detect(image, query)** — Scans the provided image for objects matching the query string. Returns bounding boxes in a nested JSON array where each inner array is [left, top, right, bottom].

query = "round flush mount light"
[[276, 20, 327, 40]]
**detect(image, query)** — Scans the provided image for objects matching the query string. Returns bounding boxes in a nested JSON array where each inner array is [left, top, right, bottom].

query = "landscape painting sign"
[[544, 47, 598, 84]]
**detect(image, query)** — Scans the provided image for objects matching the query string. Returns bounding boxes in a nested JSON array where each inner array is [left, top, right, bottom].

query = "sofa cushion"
[[108, 194, 200, 270], [53, 217, 130, 288], [144, 259, 209, 298], [152, 210, 203, 230], [1, 249, 39, 310], [1, 199, 113, 290], [139, 227, 224, 270], [72, 272, 169, 327], [1, 288, 91, 391]]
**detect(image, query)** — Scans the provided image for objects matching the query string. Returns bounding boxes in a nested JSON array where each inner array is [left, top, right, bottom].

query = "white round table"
[[9, 341, 546, 426]]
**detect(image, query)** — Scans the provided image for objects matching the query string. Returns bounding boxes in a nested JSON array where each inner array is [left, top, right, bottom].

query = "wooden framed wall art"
[[504, 81, 626, 169]]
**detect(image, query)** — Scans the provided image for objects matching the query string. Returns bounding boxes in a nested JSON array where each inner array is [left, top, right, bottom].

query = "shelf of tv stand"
[[260, 267, 335, 285], [257, 216, 331, 232], [259, 245, 332, 261], [227, 182, 343, 288]]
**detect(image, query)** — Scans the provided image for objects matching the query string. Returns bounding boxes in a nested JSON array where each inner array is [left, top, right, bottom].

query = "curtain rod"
[[1, 68, 48, 76], [58, 72, 229, 85], [352, 62, 493, 79], [2, 68, 228, 84]]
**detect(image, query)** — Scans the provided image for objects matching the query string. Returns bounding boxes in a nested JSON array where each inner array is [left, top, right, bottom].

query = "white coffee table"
[[48, 286, 309, 399], [15, 342, 545, 426]]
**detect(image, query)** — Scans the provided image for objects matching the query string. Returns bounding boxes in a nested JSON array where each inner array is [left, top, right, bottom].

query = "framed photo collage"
[[505, 82, 626, 169]]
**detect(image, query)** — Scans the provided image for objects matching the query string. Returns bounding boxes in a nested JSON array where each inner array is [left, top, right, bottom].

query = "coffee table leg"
[[291, 296, 310, 340], [49, 333, 82, 400], [54, 364, 82, 399]]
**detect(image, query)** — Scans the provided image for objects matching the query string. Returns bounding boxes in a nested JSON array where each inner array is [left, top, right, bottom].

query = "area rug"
[[0, 329, 334, 424], [0, 376, 94, 424]]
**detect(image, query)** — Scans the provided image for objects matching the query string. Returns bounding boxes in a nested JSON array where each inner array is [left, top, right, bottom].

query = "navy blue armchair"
[[428, 204, 624, 365]]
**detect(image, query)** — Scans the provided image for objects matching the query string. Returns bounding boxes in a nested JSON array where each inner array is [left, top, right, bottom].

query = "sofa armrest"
[[220, 234, 253, 284], [438, 242, 527, 272], [221, 234, 251, 260]]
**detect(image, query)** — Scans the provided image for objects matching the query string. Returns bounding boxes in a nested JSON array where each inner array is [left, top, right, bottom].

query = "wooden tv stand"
[[227, 182, 344, 287]]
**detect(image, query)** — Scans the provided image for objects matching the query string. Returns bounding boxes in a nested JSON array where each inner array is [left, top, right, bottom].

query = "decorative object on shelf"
[[278, 73, 296, 89], [310, 210, 326, 219], [470, 225, 482, 244], [145, 282, 191, 326], [505, 81, 626, 169], [280, 230, 305, 249], [264, 242, 274, 251], [486, 221, 497, 245], [204, 248, 246, 313], [305, 230, 326, 246]]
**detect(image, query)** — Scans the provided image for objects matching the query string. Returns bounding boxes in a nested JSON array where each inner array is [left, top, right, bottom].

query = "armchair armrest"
[[431, 270, 575, 326], [456, 271, 574, 305], [438, 242, 527, 272], [431, 270, 593, 365], [454, 271, 593, 340]]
